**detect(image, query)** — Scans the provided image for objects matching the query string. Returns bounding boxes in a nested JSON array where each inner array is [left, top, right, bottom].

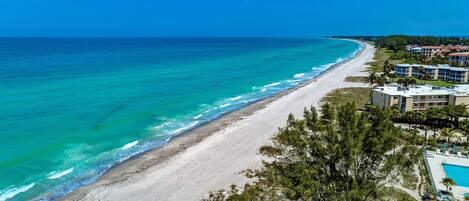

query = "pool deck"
[[425, 150, 469, 200]]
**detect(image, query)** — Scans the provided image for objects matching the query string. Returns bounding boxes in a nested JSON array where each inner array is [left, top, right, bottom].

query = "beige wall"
[[372, 91, 388, 108], [373, 91, 469, 112], [450, 95, 469, 105]]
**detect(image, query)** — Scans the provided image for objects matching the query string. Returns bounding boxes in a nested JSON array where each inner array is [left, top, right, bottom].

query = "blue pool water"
[[442, 163, 469, 188]]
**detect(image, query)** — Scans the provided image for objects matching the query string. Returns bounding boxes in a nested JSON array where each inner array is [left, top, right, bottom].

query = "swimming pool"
[[443, 163, 469, 188]]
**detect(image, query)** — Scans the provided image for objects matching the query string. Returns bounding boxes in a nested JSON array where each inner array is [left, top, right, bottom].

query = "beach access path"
[[65, 41, 375, 201]]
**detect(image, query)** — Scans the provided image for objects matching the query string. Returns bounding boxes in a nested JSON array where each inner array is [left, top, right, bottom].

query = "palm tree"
[[441, 177, 456, 192], [418, 65, 425, 80], [383, 60, 394, 83], [408, 78, 417, 87], [459, 120, 469, 145], [365, 72, 377, 103], [439, 128, 455, 145]]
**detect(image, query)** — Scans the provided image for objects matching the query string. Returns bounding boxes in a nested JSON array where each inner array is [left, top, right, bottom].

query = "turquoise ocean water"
[[0, 38, 360, 200]]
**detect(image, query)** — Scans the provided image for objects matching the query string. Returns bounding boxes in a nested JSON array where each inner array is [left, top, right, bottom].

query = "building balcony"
[[412, 99, 449, 103]]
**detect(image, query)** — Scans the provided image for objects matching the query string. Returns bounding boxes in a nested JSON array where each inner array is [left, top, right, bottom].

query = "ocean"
[[0, 38, 360, 200]]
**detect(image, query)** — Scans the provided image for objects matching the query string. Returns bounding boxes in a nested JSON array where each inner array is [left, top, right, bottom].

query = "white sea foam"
[[121, 140, 139, 150], [193, 114, 203, 119], [287, 79, 301, 83], [242, 98, 259, 103], [318, 62, 335, 69], [229, 96, 242, 101], [172, 121, 199, 134], [220, 103, 231, 108], [203, 107, 218, 113], [153, 122, 169, 130], [260, 88, 267, 92], [0, 183, 35, 201], [293, 73, 304, 78], [48, 168, 74, 179], [264, 82, 281, 88]]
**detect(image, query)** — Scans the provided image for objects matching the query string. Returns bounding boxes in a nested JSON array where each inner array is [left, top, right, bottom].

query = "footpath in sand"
[[66, 41, 375, 201]]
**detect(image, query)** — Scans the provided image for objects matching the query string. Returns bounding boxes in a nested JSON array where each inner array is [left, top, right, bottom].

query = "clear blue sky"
[[1, 0, 468, 37]]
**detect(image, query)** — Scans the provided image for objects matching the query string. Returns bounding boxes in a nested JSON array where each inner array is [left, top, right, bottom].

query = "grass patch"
[[321, 87, 370, 109], [366, 47, 388, 72], [345, 76, 367, 83], [378, 187, 417, 201], [393, 77, 457, 87], [413, 78, 455, 87], [366, 48, 396, 72], [401, 169, 418, 190], [418, 152, 437, 198], [366, 47, 422, 73]]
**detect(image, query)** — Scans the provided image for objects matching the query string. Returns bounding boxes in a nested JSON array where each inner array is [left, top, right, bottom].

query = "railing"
[[412, 99, 448, 103]]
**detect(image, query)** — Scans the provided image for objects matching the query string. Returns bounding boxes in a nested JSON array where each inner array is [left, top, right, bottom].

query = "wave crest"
[[121, 141, 139, 150], [0, 183, 35, 201]]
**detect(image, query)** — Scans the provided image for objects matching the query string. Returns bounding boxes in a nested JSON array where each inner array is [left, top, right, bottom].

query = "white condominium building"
[[394, 64, 469, 83], [448, 52, 469, 66], [373, 85, 469, 112]]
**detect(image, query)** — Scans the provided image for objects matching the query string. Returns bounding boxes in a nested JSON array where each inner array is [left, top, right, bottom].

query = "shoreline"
[[62, 39, 373, 201]]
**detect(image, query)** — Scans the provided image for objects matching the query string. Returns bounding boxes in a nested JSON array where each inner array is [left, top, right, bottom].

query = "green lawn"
[[378, 187, 417, 201], [321, 87, 370, 109], [413, 78, 455, 87], [390, 77, 454, 87], [366, 47, 422, 73], [401, 170, 418, 190], [366, 47, 390, 72], [344, 76, 367, 83]]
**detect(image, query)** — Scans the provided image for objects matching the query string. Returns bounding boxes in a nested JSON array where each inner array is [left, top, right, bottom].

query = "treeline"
[[331, 35, 469, 52]]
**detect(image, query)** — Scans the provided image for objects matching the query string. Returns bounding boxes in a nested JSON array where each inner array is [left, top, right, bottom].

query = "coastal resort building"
[[448, 52, 469, 66], [372, 84, 469, 112], [408, 46, 422, 54], [408, 45, 469, 58], [394, 64, 469, 83]]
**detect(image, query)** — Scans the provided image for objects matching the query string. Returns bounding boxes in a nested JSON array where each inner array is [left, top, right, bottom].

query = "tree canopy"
[[204, 103, 419, 201]]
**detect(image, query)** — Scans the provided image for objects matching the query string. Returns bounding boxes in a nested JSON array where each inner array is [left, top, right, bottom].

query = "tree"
[[205, 103, 418, 201], [459, 120, 469, 145], [439, 128, 455, 145], [403, 111, 426, 130], [441, 177, 456, 192], [382, 60, 394, 83], [365, 72, 378, 103], [397, 78, 416, 89], [407, 78, 417, 87], [446, 104, 468, 126], [417, 66, 425, 80]]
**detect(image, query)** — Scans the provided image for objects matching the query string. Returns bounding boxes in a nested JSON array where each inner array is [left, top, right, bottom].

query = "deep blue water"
[[0, 38, 360, 200]]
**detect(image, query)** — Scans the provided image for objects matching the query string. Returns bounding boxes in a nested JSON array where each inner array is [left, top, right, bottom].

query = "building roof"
[[374, 84, 469, 97], [395, 64, 469, 71], [421, 46, 469, 50], [449, 52, 469, 57], [422, 46, 446, 49]]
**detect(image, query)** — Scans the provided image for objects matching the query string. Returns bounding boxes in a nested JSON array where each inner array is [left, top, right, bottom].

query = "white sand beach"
[[64, 40, 375, 201]]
